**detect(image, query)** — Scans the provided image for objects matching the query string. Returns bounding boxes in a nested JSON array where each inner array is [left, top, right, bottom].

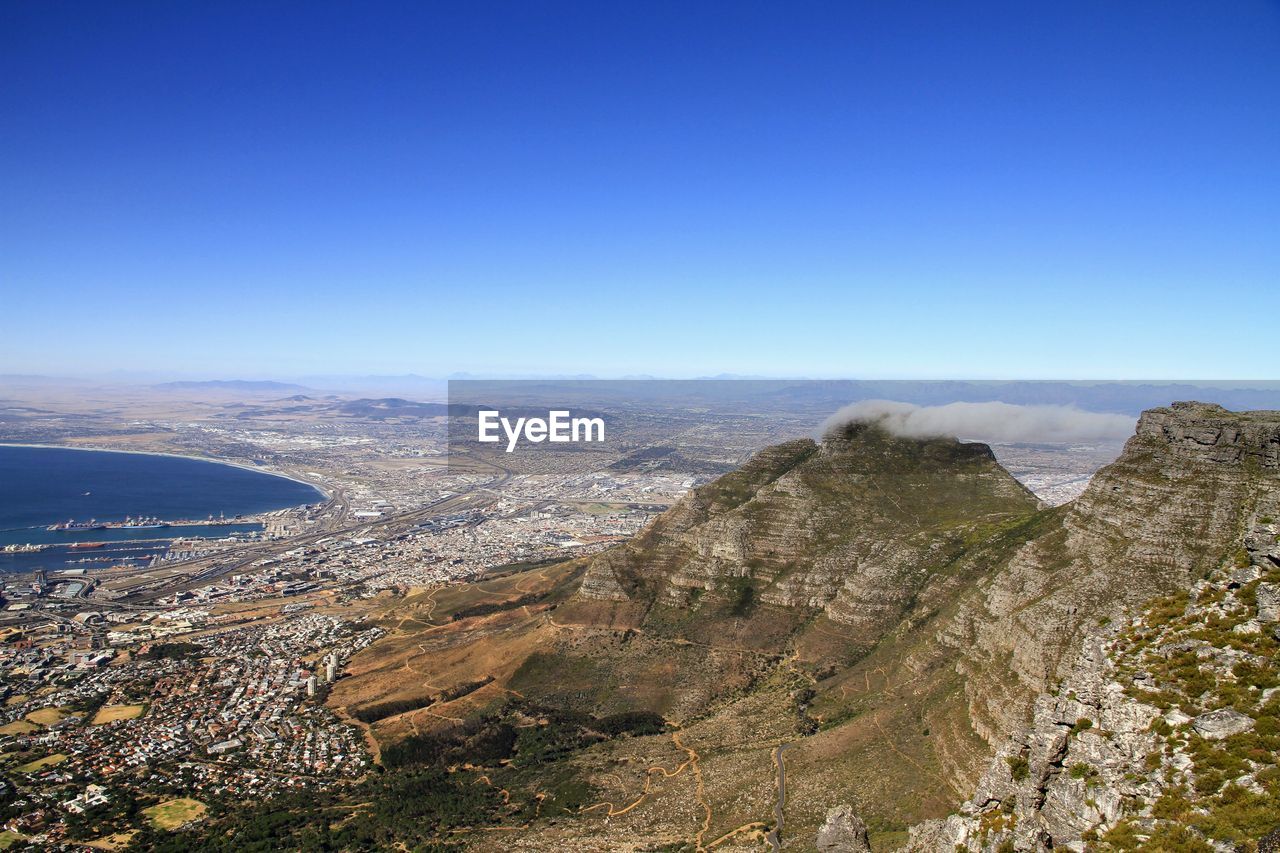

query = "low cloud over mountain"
[[822, 400, 1136, 443]]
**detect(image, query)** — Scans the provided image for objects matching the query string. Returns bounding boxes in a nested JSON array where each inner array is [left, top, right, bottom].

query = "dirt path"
[[581, 728, 712, 849], [706, 822, 770, 848]]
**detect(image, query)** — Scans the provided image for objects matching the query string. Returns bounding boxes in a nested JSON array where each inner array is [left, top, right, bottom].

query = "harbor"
[[0, 521, 270, 574]]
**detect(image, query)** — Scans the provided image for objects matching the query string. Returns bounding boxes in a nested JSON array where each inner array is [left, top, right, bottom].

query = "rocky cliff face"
[[906, 512, 1280, 851], [898, 404, 1280, 850], [934, 402, 1280, 748]]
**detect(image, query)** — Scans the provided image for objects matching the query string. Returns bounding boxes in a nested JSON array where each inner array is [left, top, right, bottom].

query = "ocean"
[[0, 444, 323, 573]]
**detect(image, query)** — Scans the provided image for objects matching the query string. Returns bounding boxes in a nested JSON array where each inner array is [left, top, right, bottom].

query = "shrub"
[[1152, 786, 1193, 821], [723, 576, 756, 617], [1006, 754, 1029, 782]]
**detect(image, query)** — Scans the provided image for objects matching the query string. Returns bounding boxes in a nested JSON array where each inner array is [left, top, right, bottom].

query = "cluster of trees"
[[724, 575, 756, 616], [350, 695, 433, 724], [134, 771, 493, 852], [138, 642, 203, 660], [382, 713, 518, 769], [131, 699, 669, 850], [450, 592, 544, 621], [595, 710, 666, 737]]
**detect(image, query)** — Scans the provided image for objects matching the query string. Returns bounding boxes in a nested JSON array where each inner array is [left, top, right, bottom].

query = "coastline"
[[0, 441, 330, 502]]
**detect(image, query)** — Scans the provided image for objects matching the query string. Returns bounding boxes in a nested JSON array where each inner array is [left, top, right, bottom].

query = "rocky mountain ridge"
[[928, 402, 1280, 750], [575, 423, 1038, 652], [904, 507, 1280, 851]]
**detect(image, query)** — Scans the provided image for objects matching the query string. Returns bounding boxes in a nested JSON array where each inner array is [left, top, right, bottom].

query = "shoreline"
[[0, 441, 330, 502]]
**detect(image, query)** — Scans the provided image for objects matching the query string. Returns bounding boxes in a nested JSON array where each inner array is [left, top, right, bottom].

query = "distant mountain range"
[[5, 375, 1280, 417], [152, 380, 312, 393]]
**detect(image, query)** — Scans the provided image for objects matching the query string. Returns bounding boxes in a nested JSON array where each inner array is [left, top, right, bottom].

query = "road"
[[765, 743, 790, 851], [103, 459, 514, 602]]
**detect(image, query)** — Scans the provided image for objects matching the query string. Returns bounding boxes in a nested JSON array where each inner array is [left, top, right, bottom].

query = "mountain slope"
[[309, 402, 1280, 851], [934, 403, 1280, 748], [906, 509, 1280, 851], [571, 424, 1038, 656], [323, 424, 1053, 846]]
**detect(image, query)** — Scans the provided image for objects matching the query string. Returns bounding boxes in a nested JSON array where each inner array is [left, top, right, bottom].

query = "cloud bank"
[[821, 400, 1136, 444]]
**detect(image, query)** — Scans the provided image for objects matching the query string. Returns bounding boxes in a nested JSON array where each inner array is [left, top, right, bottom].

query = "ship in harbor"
[[47, 519, 106, 532], [114, 516, 171, 529], [47, 516, 172, 532], [69, 542, 106, 549], [2, 543, 49, 553]]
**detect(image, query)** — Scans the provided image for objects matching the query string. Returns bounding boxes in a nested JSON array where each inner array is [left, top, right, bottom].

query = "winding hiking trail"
[[581, 729, 713, 849], [706, 821, 770, 849]]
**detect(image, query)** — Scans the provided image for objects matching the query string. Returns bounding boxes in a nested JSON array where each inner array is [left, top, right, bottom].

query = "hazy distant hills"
[[757, 379, 1280, 416], [0, 374, 98, 388], [443, 378, 1280, 418], [153, 379, 312, 393], [333, 398, 481, 419], [4, 375, 1279, 417]]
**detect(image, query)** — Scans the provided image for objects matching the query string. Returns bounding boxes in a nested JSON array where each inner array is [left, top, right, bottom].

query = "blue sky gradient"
[[2, 1, 1278, 378]]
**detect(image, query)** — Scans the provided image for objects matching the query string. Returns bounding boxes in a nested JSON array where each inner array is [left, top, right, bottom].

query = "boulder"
[[1192, 708, 1255, 740], [816, 804, 872, 852], [1257, 583, 1280, 622]]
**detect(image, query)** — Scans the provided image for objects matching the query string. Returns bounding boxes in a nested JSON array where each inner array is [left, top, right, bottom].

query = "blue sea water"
[[0, 445, 323, 572]]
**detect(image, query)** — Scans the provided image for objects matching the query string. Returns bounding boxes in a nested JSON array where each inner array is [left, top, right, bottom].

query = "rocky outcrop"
[[1137, 401, 1280, 468], [933, 403, 1280, 753], [815, 804, 871, 852], [1257, 582, 1280, 621], [576, 439, 820, 603], [905, 503, 1280, 851], [1192, 708, 1255, 741]]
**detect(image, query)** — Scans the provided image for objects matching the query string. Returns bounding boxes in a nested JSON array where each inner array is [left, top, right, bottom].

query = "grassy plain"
[[91, 704, 146, 724], [143, 798, 207, 829], [24, 707, 67, 725], [17, 753, 67, 772]]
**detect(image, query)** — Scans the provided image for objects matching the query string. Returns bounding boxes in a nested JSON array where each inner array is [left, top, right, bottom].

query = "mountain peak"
[[821, 417, 1000, 465], [1133, 400, 1280, 467], [572, 422, 1037, 651]]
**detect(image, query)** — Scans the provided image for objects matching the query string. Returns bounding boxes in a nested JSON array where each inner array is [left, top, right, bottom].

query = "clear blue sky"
[[2, 1, 1277, 379]]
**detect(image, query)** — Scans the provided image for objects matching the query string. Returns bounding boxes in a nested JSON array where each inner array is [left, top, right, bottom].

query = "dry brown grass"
[[91, 704, 145, 725], [143, 798, 206, 830], [24, 707, 66, 726], [84, 830, 137, 849], [17, 753, 67, 772]]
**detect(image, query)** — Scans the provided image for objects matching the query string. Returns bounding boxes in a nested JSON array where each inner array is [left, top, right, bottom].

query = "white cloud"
[[821, 400, 1135, 443]]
